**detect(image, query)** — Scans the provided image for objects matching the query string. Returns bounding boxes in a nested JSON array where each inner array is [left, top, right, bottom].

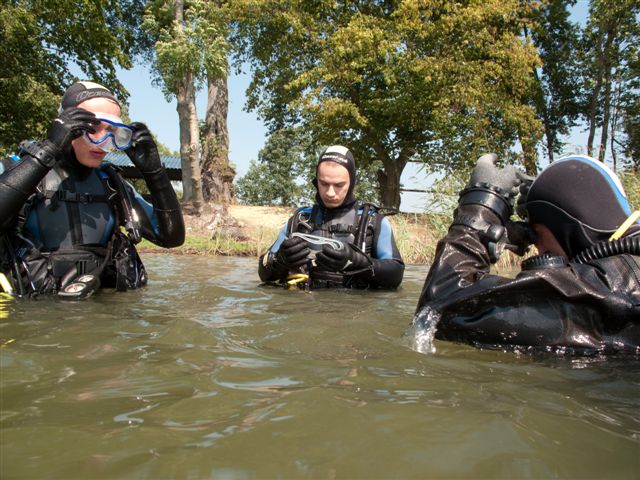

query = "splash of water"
[[404, 306, 441, 354]]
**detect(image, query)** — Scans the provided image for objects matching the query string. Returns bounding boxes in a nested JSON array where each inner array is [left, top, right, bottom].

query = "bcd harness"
[[0, 163, 146, 297], [285, 202, 384, 288]]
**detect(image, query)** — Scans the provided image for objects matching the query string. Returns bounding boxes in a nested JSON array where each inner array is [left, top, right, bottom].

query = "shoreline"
[[138, 205, 448, 265]]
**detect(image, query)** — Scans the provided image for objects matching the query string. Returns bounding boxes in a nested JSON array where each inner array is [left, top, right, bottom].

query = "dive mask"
[[83, 113, 133, 152]]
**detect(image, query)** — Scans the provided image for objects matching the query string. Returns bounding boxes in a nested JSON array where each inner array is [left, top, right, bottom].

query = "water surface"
[[1, 255, 638, 479]]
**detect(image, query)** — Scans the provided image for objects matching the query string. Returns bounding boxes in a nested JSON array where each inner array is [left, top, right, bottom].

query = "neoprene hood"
[[60, 81, 121, 112], [314, 145, 357, 209], [525, 155, 638, 258]]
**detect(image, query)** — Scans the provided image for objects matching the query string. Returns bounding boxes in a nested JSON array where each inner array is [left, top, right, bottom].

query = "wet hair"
[[59, 81, 120, 112], [314, 145, 357, 209], [525, 155, 638, 258]]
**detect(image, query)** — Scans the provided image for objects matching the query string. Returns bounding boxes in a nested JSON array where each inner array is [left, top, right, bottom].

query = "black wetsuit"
[[416, 204, 640, 353], [259, 202, 404, 289], [0, 149, 184, 296]]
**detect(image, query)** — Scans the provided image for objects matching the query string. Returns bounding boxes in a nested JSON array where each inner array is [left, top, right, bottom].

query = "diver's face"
[[317, 161, 350, 208], [71, 97, 122, 169], [532, 223, 567, 257]]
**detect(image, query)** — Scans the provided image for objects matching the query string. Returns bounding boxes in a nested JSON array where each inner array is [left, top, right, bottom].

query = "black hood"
[[525, 155, 638, 258], [313, 145, 357, 211]]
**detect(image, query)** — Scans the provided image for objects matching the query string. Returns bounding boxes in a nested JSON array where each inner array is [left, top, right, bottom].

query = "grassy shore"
[[138, 168, 639, 268], [138, 209, 527, 268]]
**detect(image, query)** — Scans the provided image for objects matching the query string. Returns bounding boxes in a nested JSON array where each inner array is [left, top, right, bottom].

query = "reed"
[[139, 210, 535, 267]]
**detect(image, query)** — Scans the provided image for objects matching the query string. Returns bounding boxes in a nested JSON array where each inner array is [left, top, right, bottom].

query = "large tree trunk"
[[598, 28, 615, 163], [174, 0, 203, 214], [376, 148, 408, 210], [201, 73, 235, 204]]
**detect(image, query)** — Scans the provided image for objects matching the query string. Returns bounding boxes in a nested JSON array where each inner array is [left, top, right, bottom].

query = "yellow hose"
[[286, 273, 309, 286], [0, 273, 13, 294], [610, 210, 640, 241]]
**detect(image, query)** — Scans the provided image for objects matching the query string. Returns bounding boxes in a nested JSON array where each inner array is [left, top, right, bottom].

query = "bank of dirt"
[[140, 204, 446, 264]]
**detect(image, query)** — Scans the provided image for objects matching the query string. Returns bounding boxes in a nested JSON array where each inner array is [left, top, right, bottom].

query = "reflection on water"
[[1, 255, 639, 479]]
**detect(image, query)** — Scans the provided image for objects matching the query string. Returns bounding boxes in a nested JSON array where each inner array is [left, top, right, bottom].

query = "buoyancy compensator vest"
[[286, 202, 380, 288], [0, 163, 147, 297]]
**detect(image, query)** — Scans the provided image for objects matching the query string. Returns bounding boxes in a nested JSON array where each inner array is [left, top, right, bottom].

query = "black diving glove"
[[40, 107, 100, 166], [276, 236, 311, 269], [125, 122, 162, 174], [315, 243, 371, 273]]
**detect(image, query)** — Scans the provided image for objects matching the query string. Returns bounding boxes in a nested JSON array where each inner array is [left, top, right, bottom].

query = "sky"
[[114, 1, 594, 213]]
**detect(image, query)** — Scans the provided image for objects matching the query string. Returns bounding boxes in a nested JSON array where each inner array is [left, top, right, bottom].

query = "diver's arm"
[[258, 225, 289, 282], [124, 123, 184, 248], [417, 203, 496, 309], [1, 109, 101, 233], [0, 152, 51, 233], [134, 168, 185, 248], [367, 217, 404, 289]]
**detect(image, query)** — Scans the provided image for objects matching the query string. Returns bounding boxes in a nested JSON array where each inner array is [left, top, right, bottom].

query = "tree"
[[233, 0, 541, 208], [198, 1, 236, 205], [0, 0, 145, 151], [524, 0, 582, 165], [236, 127, 381, 207], [236, 128, 313, 207], [581, 0, 639, 163], [143, 0, 205, 213]]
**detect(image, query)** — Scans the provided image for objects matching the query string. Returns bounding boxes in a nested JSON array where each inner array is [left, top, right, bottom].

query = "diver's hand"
[[315, 244, 370, 272], [125, 122, 162, 173], [47, 107, 99, 153], [275, 236, 310, 269], [468, 153, 521, 199], [505, 220, 535, 256], [459, 153, 528, 225], [515, 171, 535, 220]]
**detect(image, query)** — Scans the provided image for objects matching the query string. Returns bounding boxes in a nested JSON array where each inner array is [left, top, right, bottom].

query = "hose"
[[573, 235, 640, 264]]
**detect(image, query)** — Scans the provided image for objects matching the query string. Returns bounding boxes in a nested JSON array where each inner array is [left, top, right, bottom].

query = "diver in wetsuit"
[[0, 81, 185, 298], [415, 154, 640, 353], [259, 145, 404, 289]]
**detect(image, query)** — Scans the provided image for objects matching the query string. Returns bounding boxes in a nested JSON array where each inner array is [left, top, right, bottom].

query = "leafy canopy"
[[0, 0, 145, 150]]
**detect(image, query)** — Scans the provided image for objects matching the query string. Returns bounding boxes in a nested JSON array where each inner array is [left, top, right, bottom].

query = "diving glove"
[[276, 236, 310, 269], [315, 244, 371, 273], [125, 122, 162, 173]]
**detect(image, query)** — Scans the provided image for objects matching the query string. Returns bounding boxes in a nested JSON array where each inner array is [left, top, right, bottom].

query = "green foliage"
[[580, 0, 640, 162], [142, 0, 229, 99], [525, 0, 582, 164], [236, 128, 313, 206], [232, 0, 542, 207], [236, 128, 382, 207], [0, 0, 145, 151], [620, 168, 640, 208]]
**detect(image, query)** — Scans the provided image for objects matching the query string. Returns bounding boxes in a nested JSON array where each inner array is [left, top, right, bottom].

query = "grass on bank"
[[138, 211, 523, 267]]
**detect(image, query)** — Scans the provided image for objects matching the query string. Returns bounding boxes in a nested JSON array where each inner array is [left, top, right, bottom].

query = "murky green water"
[[1, 255, 638, 479]]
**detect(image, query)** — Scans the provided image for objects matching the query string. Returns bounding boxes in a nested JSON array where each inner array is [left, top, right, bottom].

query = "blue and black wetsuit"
[[0, 147, 184, 296], [259, 202, 404, 289]]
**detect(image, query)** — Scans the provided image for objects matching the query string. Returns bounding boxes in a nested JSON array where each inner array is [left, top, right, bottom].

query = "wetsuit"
[[415, 200, 640, 353], [0, 148, 184, 296], [259, 202, 404, 289]]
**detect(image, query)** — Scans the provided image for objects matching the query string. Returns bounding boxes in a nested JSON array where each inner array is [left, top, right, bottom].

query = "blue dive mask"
[[83, 113, 133, 152]]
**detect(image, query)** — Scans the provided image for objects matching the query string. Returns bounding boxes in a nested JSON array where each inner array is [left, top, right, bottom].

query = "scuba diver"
[[258, 145, 404, 289], [0, 81, 185, 299], [415, 153, 640, 353]]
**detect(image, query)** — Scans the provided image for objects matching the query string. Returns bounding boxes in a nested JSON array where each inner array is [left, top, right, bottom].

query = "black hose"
[[573, 235, 640, 264]]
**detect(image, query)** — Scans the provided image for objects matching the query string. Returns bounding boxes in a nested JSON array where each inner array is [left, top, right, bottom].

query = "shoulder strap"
[[288, 206, 315, 235], [99, 163, 141, 243]]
